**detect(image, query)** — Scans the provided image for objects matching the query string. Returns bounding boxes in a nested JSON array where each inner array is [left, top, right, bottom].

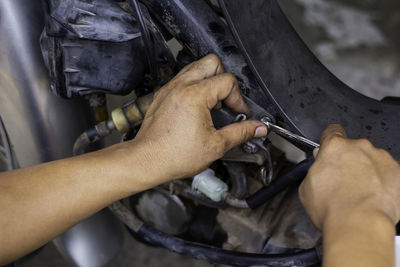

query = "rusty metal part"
[[109, 201, 144, 232], [223, 193, 249, 209], [111, 93, 154, 133], [73, 92, 154, 155], [87, 94, 109, 122], [72, 121, 114, 155]]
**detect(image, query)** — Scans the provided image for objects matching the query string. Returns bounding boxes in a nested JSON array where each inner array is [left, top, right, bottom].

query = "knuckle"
[[355, 138, 373, 148], [240, 125, 250, 141], [204, 53, 221, 67], [221, 72, 237, 84], [324, 135, 345, 148]]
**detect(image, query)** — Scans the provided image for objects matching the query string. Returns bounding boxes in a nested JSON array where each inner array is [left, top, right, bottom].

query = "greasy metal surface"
[[0, 1, 122, 266], [220, 0, 400, 159]]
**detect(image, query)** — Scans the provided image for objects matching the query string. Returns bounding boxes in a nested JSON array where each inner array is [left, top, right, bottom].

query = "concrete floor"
[[15, 0, 400, 266]]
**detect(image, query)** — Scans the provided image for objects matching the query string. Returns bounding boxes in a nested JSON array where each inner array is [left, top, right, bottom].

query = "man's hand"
[[0, 54, 268, 264], [299, 124, 400, 228], [299, 124, 400, 267], [131, 54, 267, 183]]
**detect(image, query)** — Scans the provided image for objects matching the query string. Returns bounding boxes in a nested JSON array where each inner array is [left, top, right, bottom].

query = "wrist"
[[324, 205, 395, 229], [101, 139, 168, 195], [322, 208, 395, 267]]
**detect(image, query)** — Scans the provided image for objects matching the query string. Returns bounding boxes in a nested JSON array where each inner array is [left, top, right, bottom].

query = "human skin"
[[299, 124, 400, 267], [0, 54, 268, 264]]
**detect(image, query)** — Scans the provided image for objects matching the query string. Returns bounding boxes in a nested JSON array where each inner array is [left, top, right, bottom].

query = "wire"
[[109, 201, 320, 267], [246, 158, 314, 209], [130, 0, 158, 80]]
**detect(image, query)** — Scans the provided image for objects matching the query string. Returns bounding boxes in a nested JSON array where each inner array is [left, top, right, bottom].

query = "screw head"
[[260, 116, 273, 126]]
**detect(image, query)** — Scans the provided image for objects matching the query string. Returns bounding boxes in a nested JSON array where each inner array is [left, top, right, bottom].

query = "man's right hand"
[[299, 124, 400, 267], [299, 124, 400, 228]]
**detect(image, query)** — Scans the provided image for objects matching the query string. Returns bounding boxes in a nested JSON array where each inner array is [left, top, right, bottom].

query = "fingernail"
[[313, 148, 320, 159], [254, 126, 268, 138]]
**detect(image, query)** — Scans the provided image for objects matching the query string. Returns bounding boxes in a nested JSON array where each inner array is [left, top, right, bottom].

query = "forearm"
[[0, 140, 158, 264], [323, 209, 395, 267]]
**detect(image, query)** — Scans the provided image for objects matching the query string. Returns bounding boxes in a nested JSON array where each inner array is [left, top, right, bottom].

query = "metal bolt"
[[243, 141, 259, 154], [260, 116, 273, 125]]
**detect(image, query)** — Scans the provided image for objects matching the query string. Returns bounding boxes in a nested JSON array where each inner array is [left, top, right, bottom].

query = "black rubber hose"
[[224, 162, 248, 199], [246, 158, 314, 209], [137, 224, 319, 267]]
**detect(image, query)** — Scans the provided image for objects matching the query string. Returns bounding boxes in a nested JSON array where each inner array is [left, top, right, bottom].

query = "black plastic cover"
[[40, 0, 147, 98]]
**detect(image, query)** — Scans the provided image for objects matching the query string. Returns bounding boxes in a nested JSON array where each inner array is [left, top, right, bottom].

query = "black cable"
[[137, 224, 319, 267], [131, 0, 158, 79], [109, 201, 320, 267], [246, 158, 314, 209]]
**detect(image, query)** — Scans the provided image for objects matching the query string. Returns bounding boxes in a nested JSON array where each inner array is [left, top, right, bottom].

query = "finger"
[[196, 73, 251, 115], [320, 124, 347, 146], [216, 120, 268, 152], [174, 54, 224, 82], [313, 148, 320, 159], [214, 101, 222, 110]]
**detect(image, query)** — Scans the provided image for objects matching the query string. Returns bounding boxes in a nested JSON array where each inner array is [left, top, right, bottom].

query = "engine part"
[[192, 169, 228, 202], [134, 190, 191, 235], [218, 186, 321, 255], [87, 94, 109, 122], [109, 201, 321, 267], [73, 121, 115, 155], [220, 0, 400, 159], [40, 0, 147, 98], [111, 93, 154, 133], [0, 1, 123, 266], [73, 93, 153, 155]]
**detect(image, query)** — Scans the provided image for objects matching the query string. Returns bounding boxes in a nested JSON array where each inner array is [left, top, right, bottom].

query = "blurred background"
[[15, 0, 400, 266]]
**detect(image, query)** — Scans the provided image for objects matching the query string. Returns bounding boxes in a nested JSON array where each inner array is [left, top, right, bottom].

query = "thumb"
[[216, 120, 268, 152], [320, 124, 347, 146]]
